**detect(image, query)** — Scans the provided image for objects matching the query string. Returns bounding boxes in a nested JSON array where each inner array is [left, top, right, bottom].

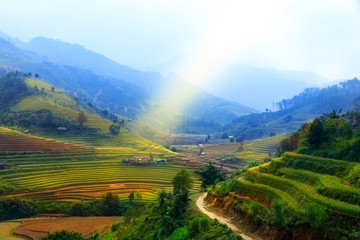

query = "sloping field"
[[0, 127, 93, 154], [3, 160, 200, 201], [231, 153, 360, 218], [0, 221, 28, 240], [177, 135, 283, 169], [14, 96, 111, 132], [234, 134, 284, 161], [0, 126, 199, 202]]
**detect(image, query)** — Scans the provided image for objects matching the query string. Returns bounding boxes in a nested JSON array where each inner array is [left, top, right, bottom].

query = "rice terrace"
[[2, 2, 360, 239]]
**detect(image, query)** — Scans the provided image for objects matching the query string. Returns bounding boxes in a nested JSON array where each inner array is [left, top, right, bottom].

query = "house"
[[24, 130, 31, 134], [0, 162, 6, 170], [57, 127, 67, 131], [129, 156, 152, 165]]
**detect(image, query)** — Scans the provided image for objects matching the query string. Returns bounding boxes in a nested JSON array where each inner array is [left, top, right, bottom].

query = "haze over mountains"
[[0, 33, 258, 133], [151, 56, 331, 111]]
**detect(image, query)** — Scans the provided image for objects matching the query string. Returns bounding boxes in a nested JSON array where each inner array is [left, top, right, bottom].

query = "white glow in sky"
[[0, 0, 359, 80]]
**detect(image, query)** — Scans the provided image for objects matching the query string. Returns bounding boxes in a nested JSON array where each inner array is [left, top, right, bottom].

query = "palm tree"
[[323, 109, 342, 119]]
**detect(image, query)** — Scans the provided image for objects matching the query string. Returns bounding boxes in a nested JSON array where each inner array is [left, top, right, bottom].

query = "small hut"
[[129, 156, 151, 166], [57, 127, 67, 131], [24, 130, 31, 135]]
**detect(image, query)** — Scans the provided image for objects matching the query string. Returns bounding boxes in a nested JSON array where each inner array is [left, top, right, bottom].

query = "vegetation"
[[277, 110, 360, 161], [101, 170, 241, 240], [196, 162, 225, 189], [221, 78, 360, 139], [0, 72, 31, 107], [41, 230, 84, 240]]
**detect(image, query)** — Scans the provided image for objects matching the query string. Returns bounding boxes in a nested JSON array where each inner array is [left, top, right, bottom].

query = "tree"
[[76, 111, 87, 126], [323, 109, 342, 119], [172, 170, 193, 195], [128, 191, 135, 202], [109, 122, 121, 135], [307, 118, 327, 148], [101, 192, 123, 216], [196, 162, 225, 188]]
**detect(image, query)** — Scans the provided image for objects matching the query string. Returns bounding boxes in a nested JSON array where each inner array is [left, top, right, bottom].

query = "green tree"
[[307, 118, 327, 148], [128, 191, 135, 203], [196, 162, 225, 188], [172, 170, 193, 195], [101, 192, 123, 216], [109, 122, 121, 135], [76, 111, 87, 126]]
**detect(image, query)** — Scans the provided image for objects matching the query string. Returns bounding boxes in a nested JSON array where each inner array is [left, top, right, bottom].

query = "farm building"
[[0, 162, 6, 170], [57, 127, 67, 131], [129, 156, 152, 165], [24, 130, 31, 134]]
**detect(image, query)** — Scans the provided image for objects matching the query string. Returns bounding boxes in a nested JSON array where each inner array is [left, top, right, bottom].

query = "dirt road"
[[196, 193, 255, 240]]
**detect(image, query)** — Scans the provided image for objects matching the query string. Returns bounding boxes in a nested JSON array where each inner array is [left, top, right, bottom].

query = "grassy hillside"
[[207, 114, 360, 238], [0, 75, 204, 203], [208, 153, 360, 238], [221, 78, 360, 140]]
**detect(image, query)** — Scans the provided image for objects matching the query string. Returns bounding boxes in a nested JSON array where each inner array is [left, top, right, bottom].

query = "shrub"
[[41, 230, 84, 240], [304, 203, 327, 231]]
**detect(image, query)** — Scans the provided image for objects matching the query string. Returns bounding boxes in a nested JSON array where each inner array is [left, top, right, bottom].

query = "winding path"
[[196, 193, 254, 240]]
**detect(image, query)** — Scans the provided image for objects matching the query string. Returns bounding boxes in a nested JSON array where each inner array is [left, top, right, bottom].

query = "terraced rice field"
[[14, 96, 112, 132], [0, 127, 94, 154], [178, 135, 284, 169], [234, 135, 284, 161], [0, 126, 200, 202], [3, 161, 200, 201], [233, 153, 360, 218]]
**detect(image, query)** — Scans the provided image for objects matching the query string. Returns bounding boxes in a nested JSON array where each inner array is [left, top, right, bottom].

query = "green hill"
[[0, 72, 204, 203], [221, 78, 360, 140], [0, 35, 256, 133], [207, 113, 360, 239]]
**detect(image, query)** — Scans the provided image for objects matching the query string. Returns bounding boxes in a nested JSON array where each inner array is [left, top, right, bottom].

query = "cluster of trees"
[[107, 169, 241, 240], [0, 109, 74, 129], [163, 143, 177, 152], [196, 162, 225, 189], [277, 110, 360, 161], [275, 78, 360, 112], [0, 72, 31, 107], [109, 120, 125, 135], [0, 192, 132, 222]]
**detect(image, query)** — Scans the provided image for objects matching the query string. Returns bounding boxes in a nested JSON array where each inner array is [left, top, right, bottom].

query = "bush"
[[70, 201, 91, 216], [0, 197, 36, 221], [166, 226, 189, 240], [41, 230, 84, 240], [305, 203, 327, 231]]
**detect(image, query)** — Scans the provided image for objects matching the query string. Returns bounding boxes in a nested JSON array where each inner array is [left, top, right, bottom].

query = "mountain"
[[151, 56, 330, 111], [0, 35, 256, 132], [220, 78, 360, 139]]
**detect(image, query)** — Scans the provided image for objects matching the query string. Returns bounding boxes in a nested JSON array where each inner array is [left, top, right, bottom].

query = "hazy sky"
[[1, 0, 360, 80]]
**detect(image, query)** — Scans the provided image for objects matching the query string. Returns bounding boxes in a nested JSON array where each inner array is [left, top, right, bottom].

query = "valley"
[[1, 10, 360, 238]]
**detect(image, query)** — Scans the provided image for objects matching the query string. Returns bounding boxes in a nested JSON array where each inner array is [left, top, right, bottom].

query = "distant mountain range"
[[220, 78, 360, 139], [0, 32, 256, 133], [150, 56, 331, 111]]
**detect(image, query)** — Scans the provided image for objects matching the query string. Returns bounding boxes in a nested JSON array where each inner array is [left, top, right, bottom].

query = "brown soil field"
[[14, 216, 122, 240]]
